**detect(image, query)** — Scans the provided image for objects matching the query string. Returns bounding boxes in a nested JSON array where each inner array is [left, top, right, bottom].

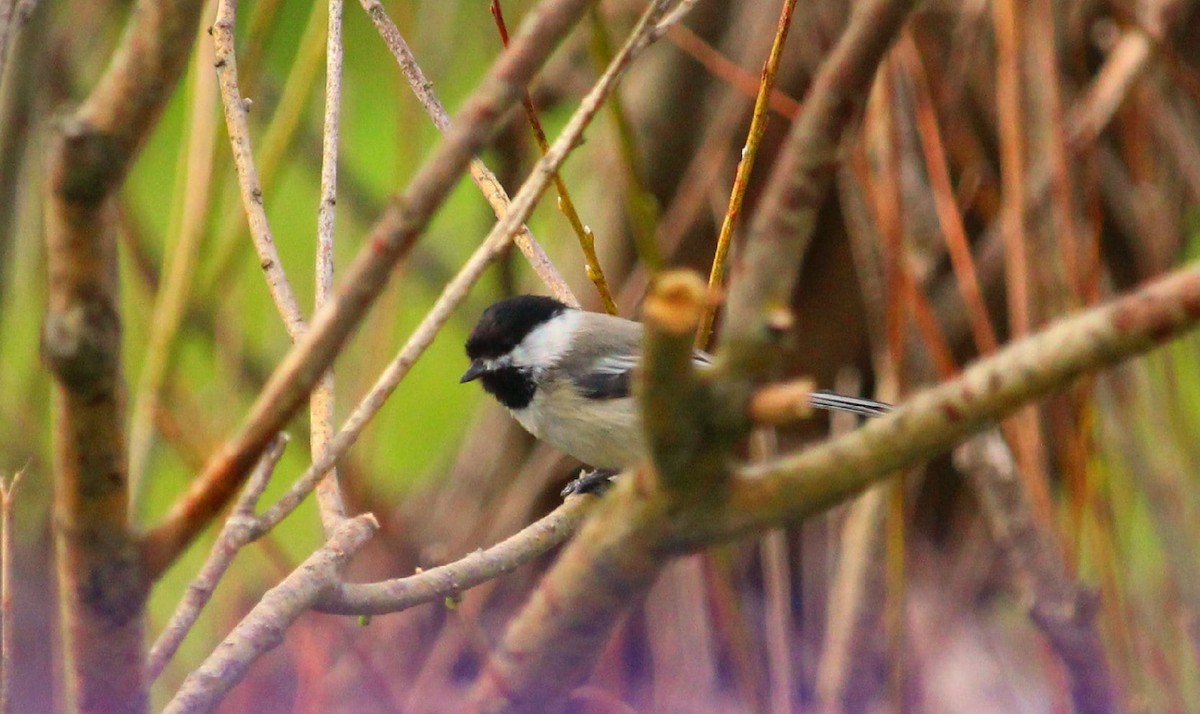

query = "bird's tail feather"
[[807, 390, 892, 418]]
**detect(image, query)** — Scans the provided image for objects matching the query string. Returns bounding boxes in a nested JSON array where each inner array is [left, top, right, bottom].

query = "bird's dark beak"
[[460, 360, 487, 383]]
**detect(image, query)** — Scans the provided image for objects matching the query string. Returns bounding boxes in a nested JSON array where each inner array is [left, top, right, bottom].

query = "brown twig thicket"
[[3, 0, 1200, 712]]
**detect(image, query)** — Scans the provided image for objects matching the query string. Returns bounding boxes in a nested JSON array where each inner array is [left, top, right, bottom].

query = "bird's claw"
[[561, 468, 618, 497]]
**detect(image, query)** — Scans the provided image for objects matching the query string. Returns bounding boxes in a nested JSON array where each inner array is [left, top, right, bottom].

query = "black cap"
[[465, 295, 568, 360]]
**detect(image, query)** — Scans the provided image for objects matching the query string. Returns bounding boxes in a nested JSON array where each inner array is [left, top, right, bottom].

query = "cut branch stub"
[[641, 270, 742, 496]]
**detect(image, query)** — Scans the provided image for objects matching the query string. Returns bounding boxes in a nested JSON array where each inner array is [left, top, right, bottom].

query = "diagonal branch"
[[717, 0, 918, 374], [316, 495, 593, 615], [362, 0, 578, 306], [161, 514, 377, 714], [139, 0, 595, 578], [713, 263, 1200, 539]]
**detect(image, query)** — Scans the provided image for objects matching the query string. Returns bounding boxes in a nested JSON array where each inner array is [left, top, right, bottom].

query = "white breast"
[[509, 379, 644, 469]]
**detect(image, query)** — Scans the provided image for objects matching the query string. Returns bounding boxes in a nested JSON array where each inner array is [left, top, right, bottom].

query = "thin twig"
[[161, 513, 378, 714], [316, 495, 593, 614], [0, 469, 24, 714], [491, 0, 615, 313], [361, 0, 578, 307], [212, 0, 308, 339], [588, 5, 663, 270], [311, 0, 347, 532], [664, 24, 800, 118], [205, 0, 329, 298], [894, 35, 998, 355], [141, 0, 595, 579], [993, 0, 1056, 540], [147, 437, 288, 682], [696, 0, 798, 347]]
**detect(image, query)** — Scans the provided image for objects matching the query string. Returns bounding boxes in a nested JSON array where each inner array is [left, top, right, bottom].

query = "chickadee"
[[461, 295, 890, 494]]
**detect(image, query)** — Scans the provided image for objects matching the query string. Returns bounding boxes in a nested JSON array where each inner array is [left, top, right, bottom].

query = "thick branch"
[[712, 264, 1200, 539], [470, 225, 1200, 714], [42, 0, 207, 710], [467, 481, 671, 714]]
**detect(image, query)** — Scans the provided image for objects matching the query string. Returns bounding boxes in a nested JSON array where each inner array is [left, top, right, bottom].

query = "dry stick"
[[140, 0, 596, 579], [316, 495, 593, 614], [696, 0, 798, 348], [813, 484, 889, 714], [491, 0, 615, 314], [0, 469, 24, 714], [311, 0, 348, 533], [931, 4, 1189, 356], [992, 0, 1056, 536], [650, 5, 798, 282], [43, 0, 208, 708], [954, 432, 1118, 714], [161, 513, 378, 714], [146, 437, 288, 682], [205, 0, 328, 297], [587, 6, 663, 271], [760, 529, 793, 714], [212, 0, 308, 339], [717, 0, 920, 372], [361, 0, 578, 307]]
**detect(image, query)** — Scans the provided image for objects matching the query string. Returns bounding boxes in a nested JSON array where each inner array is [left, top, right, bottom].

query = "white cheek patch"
[[510, 309, 581, 369], [483, 355, 512, 370]]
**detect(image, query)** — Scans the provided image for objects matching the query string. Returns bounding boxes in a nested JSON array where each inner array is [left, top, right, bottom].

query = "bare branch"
[[146, 438, 288, 682], [697, 0, 798, 346], [717, 0, 919, 373], [954, 432, 1118, 714], [43, 0, 209, 708], [212, 0, 307, 338], [362, 0, 578, 307], [311, 0, 348, 532], [161, 514, 378, 714], [716, 263, 1200, 539], [140, 0, 596, 578], [316, 496, 593, 615]]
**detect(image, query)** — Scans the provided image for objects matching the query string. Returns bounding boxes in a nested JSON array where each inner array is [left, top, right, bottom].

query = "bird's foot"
[[561, 468, 618, 497]]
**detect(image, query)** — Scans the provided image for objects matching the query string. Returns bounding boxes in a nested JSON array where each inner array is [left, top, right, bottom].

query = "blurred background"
[[3, 0, 1200, 711]]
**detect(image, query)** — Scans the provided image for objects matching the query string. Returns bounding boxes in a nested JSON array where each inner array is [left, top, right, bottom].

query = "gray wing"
[[564, 313, 710, 400], [562, 314, 889, 415]]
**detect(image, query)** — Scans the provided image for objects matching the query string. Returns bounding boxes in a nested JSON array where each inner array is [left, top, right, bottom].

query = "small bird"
[[461, 295, 890, 494]]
